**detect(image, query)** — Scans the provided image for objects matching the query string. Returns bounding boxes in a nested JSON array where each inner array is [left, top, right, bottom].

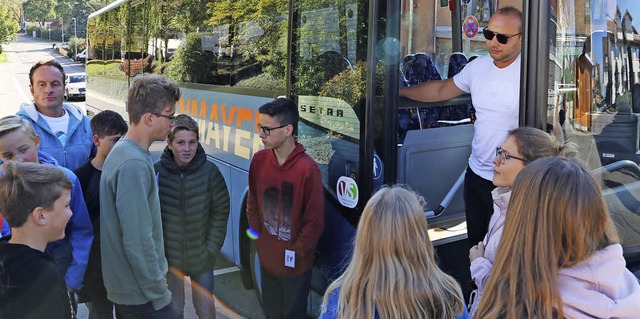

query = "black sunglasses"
[[482, 28, 521, 45]]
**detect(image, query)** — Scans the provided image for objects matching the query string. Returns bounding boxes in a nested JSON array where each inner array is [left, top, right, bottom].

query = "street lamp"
[[72, 18, 77, 57]]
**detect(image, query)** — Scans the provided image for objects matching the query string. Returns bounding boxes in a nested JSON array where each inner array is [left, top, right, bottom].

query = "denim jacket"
[[17, 102, 95, 171]]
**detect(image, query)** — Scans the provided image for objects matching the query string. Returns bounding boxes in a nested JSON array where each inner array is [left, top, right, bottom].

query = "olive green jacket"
[[154, 144, 230, 275]]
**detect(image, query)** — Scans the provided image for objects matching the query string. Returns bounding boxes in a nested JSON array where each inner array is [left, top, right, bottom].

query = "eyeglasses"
[[257, 123, 289, 136], [483, 28, 521, 45], [151, 113, 176, 123], [495, 147, 527, 165]]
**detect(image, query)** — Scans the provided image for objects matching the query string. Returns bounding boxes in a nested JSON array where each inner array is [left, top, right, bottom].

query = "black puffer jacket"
[[154, 144, 230, 275]]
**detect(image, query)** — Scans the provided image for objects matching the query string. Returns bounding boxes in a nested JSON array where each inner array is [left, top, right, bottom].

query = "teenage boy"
[[0, 115, 93, 293], [75, 110, 128, 319], [17, 60, 95, 171], [0, 161, 74, 319], [246, 98, 324, 318], [100, 74, 180, 318]]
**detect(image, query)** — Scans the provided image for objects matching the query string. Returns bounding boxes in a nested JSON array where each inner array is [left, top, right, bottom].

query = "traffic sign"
[[463, 15, 479, 39]]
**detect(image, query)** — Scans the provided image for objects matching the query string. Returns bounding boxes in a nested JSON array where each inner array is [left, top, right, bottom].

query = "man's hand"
[[469, 241, 485, 262]]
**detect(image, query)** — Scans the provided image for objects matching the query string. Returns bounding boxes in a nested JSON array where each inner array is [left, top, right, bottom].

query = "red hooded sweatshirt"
[[246, 143, 324, 276]]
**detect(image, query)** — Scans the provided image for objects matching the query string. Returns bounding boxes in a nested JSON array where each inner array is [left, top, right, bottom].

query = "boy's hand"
[[469, 242, 485, 262]]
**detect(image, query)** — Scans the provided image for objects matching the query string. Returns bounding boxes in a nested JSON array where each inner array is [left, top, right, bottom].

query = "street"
[[1, 34, 265, 319]]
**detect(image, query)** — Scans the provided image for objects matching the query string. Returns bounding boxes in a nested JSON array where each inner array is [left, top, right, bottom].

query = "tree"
[[23, 0, 56, 27], [0, 3, 19, 45]]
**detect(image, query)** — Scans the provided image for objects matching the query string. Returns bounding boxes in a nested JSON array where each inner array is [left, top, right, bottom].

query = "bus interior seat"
[[594, 160, 640, 271], [315, 51, 352, 84], [403, 52, 444, 130], [444, 52, 472, 123], [590, 112, 640, 166], [397, 124, 474, 229]]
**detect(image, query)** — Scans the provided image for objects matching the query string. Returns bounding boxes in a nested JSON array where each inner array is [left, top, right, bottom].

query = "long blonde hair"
[[475, 157, 619, 318], [321, 185, 465, 318]]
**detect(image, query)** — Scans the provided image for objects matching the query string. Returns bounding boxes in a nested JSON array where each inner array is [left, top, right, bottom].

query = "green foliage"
[[318, 61, 385, 107], [24, 0, 57, 27], [0, 4, 19, 44], [168, 33, 219, 84], [67, 36, 86, 55], [235, 73, 284, 91]]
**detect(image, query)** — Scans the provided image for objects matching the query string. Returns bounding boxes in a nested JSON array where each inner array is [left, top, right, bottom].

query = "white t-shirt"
[[454, 54, 521, 181], [39, 109, 70, 146]]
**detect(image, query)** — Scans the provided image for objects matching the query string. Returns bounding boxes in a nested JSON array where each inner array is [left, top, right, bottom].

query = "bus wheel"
[[250, 241, 263, 303]]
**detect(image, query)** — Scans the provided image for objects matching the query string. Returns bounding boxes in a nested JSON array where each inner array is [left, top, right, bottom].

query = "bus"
[[86, 0, 640, 314]]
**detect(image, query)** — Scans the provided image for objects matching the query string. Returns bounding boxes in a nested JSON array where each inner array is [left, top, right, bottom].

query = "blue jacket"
[[0, 151, 93, 290], [17, 102, 95, 171], [320, 287, 471, 319]]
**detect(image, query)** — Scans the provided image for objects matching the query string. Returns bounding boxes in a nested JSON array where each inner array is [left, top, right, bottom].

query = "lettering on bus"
[[177, 98, 263, 160], [299, 104, 344, 117]]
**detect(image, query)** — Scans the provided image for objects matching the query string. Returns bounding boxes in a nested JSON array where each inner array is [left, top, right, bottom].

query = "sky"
[[616, 0, 640, 30]]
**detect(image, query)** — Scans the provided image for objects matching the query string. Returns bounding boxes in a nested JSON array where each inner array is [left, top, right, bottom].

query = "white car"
[[65, 73, 86, 101]]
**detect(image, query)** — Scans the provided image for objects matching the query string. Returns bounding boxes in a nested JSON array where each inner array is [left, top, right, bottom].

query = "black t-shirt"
[[73, 159, 106, 302], [0, 243, 72, 318]]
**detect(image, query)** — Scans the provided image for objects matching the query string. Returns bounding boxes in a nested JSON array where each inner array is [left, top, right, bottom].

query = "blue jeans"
[[114, 301, 176, 319], [260, 267, 311, 319], [167, 269, 216, 319]]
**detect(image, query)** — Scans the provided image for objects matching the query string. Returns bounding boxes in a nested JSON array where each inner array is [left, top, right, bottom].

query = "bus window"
[[291, 0, 369, 226], [548, 0, 640, 257], [86, 3, 128, 117], [398, 1, 522, 140]]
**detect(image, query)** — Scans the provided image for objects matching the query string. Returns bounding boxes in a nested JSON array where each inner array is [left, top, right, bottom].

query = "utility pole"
[[72, 18, 77, 57], [61, 18, 64, 43]]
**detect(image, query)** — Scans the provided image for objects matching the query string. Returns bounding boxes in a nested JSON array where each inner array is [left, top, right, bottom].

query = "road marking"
[[214, 266, 241, 276]]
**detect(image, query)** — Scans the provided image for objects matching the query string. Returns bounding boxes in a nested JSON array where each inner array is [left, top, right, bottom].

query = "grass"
[[0, 52, 7, 63]]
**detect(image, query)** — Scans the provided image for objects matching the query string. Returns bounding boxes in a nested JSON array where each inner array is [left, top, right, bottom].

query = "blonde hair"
[[475, 157, 619, 318], [0, 115, 37, 142], [321, 185, 465, 318]]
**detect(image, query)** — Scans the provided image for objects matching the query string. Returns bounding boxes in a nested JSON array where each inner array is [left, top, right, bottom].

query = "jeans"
[[260, 267, 312, 319], [114, 301, 176, 319], [463, 166, 496, 248], [167, 269, 216, 319]]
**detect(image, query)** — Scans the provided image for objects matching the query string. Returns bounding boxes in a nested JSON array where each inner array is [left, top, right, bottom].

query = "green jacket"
[[154, 144, 230, 276]]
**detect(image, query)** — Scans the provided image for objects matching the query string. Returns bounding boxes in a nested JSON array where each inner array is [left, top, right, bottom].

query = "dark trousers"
[[260, 267, 312, 319], [114, 301, 176, 319], [463, 166, 495, 248]]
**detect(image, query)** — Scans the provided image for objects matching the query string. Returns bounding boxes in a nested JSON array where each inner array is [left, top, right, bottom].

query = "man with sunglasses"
[[399, 6, 522, 248], [246, 98, 324, 319]]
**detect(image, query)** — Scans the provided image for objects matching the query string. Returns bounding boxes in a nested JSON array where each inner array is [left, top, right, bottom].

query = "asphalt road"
[[1, 33, 265, 319]]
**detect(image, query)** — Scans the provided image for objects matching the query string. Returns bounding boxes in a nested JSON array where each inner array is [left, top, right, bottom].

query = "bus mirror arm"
[[424, 169, 466, 219]]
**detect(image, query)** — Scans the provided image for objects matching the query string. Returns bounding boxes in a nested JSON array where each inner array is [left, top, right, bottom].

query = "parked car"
[[76, 49, 87, 63], [59, 42, 70, 49], [64, 73, 86, 101]]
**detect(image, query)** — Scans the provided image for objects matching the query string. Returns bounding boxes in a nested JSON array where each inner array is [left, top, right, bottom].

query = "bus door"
[[545, 0, 640, 272]]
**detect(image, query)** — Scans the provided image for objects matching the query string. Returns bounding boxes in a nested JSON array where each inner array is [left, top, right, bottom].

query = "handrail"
[[398, 94, 472, 110]]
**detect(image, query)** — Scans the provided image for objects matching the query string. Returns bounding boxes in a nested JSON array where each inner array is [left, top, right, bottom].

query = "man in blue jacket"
[[0, 115, 93, 292], [17, 60, 95, 171]]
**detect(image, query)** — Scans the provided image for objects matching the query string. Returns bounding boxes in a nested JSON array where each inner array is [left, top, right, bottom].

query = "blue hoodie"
[[17, 102, 95, 171], [0, 151, 93, 290]]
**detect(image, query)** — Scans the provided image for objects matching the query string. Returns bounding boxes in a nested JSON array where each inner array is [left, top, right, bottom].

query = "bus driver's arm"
[[399, 77, 465, 102]]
